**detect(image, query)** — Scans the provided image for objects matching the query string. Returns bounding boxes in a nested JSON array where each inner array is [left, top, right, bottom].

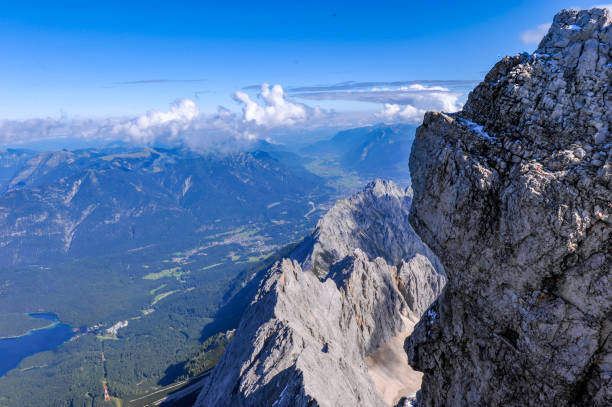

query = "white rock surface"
[[195, 180, 445, 406]]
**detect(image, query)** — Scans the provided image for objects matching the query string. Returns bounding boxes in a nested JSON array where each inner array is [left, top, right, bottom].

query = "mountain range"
[[0, 147, 329, 266], [301, 124, 416, 182], [3, 8, 607, 405], [0, 123, 419, 406]]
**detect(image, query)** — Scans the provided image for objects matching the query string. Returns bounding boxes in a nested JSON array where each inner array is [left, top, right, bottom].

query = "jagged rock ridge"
[[407, 8, 611, 407], [195, 180, 445, 406]]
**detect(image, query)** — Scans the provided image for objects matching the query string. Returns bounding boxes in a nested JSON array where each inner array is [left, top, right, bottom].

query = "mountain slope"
[[407, 8, 611, 407], [338, 125, 416, 178], [0, 149, 35, 192], [195, 180, 445, 406], [0, 147, 329, 266], [302, 124, 416, 181]]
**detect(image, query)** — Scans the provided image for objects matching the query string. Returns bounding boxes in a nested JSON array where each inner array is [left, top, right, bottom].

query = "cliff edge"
[[407, 8, 611, 407]]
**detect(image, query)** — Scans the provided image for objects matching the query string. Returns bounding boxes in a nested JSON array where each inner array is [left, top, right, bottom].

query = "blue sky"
[[0, 0, 608, 147]]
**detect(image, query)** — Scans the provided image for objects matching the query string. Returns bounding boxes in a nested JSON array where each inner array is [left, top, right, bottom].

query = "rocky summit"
[[195, 180, 445, 406], [407, 8, 611, 407]]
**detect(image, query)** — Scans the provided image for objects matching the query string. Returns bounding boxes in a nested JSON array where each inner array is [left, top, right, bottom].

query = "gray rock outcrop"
[[303, 180, 443, 281], [407, 8, 611, 407], [195, 180, 445, 406]]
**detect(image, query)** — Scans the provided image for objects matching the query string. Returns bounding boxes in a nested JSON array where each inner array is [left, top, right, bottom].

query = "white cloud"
[[0, 81, 471, 149], [360, 84, 464, 123], [520, 23, 552, 44], [234, 83, 318, 127], [0, 84, 330, 150], [283, 79, 476, 93], [376, 103, 427, 123], [294, 83, 462, 114], [0, 100, 231, 148], [403, 84, 448, 92], [108, 99, 200, 144]]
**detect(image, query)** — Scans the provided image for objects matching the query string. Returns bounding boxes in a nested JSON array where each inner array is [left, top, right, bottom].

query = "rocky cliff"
[[195, 180, 445, 406], [407, 8, 611, 407]]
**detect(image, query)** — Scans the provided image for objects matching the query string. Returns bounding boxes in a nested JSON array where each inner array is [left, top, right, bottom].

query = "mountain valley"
[[0, 5, 609, 407], [0, 124, 418, 406]]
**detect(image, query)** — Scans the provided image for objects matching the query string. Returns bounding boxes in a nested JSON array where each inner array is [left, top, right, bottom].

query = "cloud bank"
[[376, 103, 427, 122], [107, 99, 200, 144], [297, 84, 459, 109], [0, 84, 329, 149], [243, 79, 477, 93], [0, 80, 475, 149], [291, 82, 466, 123], [234, 83, 322, 127]]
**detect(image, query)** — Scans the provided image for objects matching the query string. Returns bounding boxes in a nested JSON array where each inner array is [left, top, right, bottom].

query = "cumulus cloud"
[[0, 100, 204, 147], [520, 23, 552, 44], [0, 84, 330, 149], [234, 83, 323, 127], [0, 81, 472, 148], [376, 104, 427, 123], [290, 82, 465, 123], [107, 99, 200, 144]]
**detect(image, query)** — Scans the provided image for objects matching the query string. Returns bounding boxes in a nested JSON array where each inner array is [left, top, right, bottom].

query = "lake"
[[0, 313, 75, 377]]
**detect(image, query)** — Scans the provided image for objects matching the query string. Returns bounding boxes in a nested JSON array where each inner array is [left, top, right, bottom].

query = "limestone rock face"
[[397, 254, 445, 319], [195, 180, 445, 406], [407, 8, 611, 407], [463, 8, 611, 149], [304, 180, 443, 279]]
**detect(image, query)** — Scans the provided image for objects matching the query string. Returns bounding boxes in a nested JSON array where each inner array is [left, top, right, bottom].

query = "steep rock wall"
[[407, 8, 611, 407]]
